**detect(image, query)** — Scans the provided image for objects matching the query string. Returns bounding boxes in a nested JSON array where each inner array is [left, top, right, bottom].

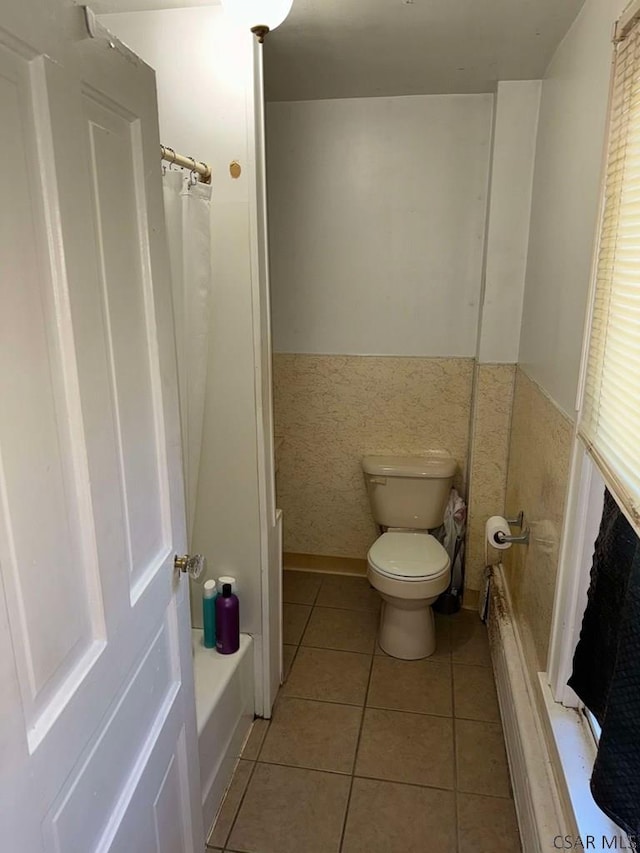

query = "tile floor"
[[207, 571, 521, 853]]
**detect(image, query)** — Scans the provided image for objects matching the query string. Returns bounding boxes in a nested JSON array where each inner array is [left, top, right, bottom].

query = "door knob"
[[174, 553, 206, 580]]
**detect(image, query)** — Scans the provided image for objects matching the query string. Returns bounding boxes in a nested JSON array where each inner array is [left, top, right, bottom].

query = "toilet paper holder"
[[505, 510, 524, 528], [498, 510, 530, 545]]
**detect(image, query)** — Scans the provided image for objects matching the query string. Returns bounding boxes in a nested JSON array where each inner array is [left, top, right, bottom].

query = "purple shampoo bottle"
[[216, 583, 240, 654]]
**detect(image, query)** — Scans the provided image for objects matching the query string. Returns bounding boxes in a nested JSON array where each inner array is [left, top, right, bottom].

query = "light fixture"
[[221, 0, 294, 42]]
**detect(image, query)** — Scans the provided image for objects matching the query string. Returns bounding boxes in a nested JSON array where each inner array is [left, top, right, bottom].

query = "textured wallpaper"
[[273, 354, 474, 559], [465, 364, 516, 591], [502, 368, 573, 674]]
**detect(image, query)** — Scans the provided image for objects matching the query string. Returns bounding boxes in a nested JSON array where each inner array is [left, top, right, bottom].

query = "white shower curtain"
[[163, 170, 213, 546]]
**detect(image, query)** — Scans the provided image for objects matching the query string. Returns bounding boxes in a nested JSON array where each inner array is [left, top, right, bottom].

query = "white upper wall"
[[103, 8, 264, 635], [519, 0, 626, 415], [102, 7, 245, 208], [478, 80, 541, 364], [267, 94, 493, 357]]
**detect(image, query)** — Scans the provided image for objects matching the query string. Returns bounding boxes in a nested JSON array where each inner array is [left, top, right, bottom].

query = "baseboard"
[[283, 552, 367, 576], [488, 566, 570, 852]]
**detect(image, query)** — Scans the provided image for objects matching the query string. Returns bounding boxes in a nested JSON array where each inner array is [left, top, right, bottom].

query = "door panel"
[[0, 6, 203, 851], [109, 721, 193, 853], [153, 748, 189, 853], [45, 618, 176, 849], [0, 39, 105, 753], [83, 92, 169, 596]]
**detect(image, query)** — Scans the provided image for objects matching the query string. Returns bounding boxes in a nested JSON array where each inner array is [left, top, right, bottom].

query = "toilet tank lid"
[[362, 453, 456, 479]]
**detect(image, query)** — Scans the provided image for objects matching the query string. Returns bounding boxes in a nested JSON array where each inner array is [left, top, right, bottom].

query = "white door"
[[0, 3, 203, 851]]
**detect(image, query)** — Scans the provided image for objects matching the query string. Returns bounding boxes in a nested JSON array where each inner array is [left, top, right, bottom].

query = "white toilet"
[[362, 452, 456, 660]]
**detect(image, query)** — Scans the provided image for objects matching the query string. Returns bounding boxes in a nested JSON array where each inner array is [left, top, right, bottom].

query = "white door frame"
[[248, 38, 281, 718]]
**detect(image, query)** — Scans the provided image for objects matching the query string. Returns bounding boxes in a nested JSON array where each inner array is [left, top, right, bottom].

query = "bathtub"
[[191, 629, 254, 835]]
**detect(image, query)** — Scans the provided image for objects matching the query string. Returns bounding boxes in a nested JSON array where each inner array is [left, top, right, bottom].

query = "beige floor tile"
[[456, 718, 512, 798], [283, 603, 312, 645], [283, 570, 322, 605], [457, 792, 520, 852], [355, 708, 454, 789], [302, 606, 379, 654], [315, 575, 380, 612], [282, 647, 371, 705], [208, 760, 253, 848], [342, 777, 456, 853], [260, 696, 362, 774], [282, 644, 297, 681], [374, 611, 452, 661], [453, 663, 500, 722], [227, 762, 350, 853], [433, 612, 453, 659], [241, 718, 269, 760], [451, 609, 491, 666], [367, 655, 452, 717]]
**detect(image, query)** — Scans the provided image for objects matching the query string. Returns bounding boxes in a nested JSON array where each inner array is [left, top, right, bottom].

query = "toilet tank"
[[362, 453, 457, 529]]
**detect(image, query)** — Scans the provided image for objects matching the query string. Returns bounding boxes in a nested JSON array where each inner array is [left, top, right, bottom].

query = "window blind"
[[579, 20, 640, 526]]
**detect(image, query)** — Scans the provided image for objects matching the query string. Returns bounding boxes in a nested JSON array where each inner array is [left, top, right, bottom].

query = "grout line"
[[351, 771, 461, 796], [276, 688, 497, 722], [254, 759, 353, 779], [375, 649, 453, 666], [209, 758, 259, 850], [279, 692, 366, 708], [256, 758, 353, 777], [252, 720, 269, 762], [311, 575, 322, 606], [451, 659, 493, 669], [251, 756, 466, 796], [454, 713, 502, 724], [304, 603, 381, 614], [364, 702, 453, 719], [451, 649, 460, 853], [289, 646, 374, 659], [300, 641, 377, 655], [282, 641, 300, 683], [289, 601, 314, 646], [338, 650, 375, 853]]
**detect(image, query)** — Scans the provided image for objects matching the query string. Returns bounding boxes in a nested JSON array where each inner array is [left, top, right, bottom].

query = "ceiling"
[[264, 0, 586, 101], [90, 0, 587, 101], [89, 0, 219, 13]]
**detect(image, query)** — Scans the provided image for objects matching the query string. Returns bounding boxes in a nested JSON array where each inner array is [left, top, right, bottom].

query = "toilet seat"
[[368, 532, 449, 581]]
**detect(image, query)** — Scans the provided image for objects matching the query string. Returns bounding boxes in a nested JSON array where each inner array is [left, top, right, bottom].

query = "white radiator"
[[487, 566, 570, 852]]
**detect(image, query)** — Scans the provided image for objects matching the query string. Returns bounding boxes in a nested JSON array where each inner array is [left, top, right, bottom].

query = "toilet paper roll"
[[486, 516, 512, 551]]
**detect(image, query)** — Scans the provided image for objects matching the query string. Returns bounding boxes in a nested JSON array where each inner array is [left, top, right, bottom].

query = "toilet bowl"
[[362, 452, 456, 658], [367, 531, 451, 659]]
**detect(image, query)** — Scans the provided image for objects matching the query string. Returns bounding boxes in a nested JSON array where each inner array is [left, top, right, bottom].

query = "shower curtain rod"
[[160, 145, 212, 184]]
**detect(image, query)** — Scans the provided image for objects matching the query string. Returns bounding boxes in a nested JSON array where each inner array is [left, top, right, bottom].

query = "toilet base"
[[377, 595, 437, 660]]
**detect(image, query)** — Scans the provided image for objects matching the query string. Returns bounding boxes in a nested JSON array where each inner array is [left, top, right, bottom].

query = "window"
[[579, 11, 640, 527], [547, 5, 640, 839]]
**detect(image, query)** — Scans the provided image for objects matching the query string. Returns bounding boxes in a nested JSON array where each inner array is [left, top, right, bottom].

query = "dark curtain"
[[568, 488, 640, 838]]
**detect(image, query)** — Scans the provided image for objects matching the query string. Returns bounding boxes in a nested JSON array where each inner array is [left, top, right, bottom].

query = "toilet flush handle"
[[369, 476, 387, 485]]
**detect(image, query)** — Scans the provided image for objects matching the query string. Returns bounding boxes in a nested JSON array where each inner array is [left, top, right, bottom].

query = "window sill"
[[538, 674, 627, 849]]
